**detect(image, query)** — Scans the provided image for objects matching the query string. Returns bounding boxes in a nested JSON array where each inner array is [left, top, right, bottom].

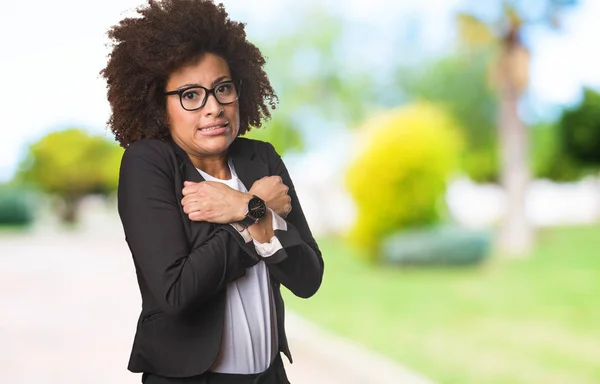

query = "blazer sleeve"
[[261, 142, 324, 299], [117, 141, 256, 318]]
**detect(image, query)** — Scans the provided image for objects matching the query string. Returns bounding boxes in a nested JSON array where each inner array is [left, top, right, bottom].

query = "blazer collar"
[[168, 137, 268, 191]]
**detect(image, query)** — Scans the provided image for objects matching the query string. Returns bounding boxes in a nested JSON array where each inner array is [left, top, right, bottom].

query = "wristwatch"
[[239, 195, 267, 228]]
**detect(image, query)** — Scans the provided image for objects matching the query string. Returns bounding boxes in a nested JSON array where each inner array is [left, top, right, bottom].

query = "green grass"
[[283, 225, 600, 384]]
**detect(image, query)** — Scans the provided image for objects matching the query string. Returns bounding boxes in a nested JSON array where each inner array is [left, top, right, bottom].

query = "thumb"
[[184, 181, 196, 186]]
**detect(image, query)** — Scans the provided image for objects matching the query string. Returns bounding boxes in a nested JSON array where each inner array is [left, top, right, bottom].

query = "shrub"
[[0, 185, 36, 227], [530, 122, 583, 182], [380, 225, 492, 266], [559, 87, 600, 170], [345, 102, 463, 260]]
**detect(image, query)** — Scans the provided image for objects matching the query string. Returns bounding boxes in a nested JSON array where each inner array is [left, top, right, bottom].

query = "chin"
[[195, 138, 233, 154]]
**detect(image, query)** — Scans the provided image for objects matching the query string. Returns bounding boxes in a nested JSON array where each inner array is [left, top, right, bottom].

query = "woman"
[[100, 1, 324, 383]]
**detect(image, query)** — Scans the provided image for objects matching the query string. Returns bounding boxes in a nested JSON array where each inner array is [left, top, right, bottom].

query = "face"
[[165, 53, 240, 163]]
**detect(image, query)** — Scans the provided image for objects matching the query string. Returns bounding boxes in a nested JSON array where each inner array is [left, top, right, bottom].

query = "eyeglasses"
[[164, 80, 242, 111]]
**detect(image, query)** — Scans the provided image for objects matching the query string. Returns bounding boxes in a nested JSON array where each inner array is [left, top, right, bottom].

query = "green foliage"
[[252, 8, 375, 155], [0, 184, 36, 227], [16, 128, 123, 223], [529, 88, 600, 181], [559, 87, 600, 168], [396, 52, 500, 182], [263, 8, 373, 125], [530, 122, 582, 181], [345, 103, 463, 259], [245, 114, 304, 155]]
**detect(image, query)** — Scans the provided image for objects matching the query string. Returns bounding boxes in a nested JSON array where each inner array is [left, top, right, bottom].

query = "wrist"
[[237, 193, 267, 227], [235, 193, 252, 222], [247, 209, 274, 243]]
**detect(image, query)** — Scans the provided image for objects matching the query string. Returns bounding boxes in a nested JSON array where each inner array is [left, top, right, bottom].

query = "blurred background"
[[1, 0, 599, 383]]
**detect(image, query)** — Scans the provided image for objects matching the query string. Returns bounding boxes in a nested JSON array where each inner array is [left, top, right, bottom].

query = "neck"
[[191, 153, 231, 179]]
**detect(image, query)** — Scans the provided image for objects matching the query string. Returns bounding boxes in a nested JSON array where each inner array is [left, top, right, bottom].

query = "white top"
[[196, 159, 284, 374]]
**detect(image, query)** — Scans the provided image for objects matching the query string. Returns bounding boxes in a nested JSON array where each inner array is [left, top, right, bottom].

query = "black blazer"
[[117, 137, 324, 378]]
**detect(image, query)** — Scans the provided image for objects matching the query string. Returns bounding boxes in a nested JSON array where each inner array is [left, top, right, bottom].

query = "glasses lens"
[[214, 82, 239, 104], [180, 87, 207, 110]]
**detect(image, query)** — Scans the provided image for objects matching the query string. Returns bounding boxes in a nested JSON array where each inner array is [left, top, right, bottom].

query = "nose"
[[203, 92, 222, 116]]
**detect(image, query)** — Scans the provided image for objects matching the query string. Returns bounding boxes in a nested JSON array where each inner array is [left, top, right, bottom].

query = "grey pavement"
[[0, 206, 434, 384]]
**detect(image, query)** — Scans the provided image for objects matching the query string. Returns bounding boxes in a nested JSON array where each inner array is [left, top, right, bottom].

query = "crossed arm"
[[180, 175, 291, 243], [118, 141, 323, 318]]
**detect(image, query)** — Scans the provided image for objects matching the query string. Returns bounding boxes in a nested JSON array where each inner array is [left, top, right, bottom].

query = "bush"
[[530, 122, 583, 181], [345, 102, 463, 260], [380, 225, 492, 266], [16, 128, 123, 224], [559, 87, 600, 169], [0, 185, 36, 227]]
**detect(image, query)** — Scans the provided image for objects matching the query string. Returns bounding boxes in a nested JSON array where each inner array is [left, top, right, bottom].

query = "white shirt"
[[196, 159, 284, 374]]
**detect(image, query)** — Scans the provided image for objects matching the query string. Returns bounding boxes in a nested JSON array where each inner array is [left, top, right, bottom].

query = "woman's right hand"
[[249, 176, 292, 218], [182, 181, 249, 224]]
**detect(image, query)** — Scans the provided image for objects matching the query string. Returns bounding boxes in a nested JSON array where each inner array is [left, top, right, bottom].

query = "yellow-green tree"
[[345, 103, 463, 260], [17, 128, 123, 224], [457, 0, 578, 256]]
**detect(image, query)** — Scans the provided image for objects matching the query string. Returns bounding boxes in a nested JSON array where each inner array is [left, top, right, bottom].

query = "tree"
[[246, 7, 375, 155], [395, 52, 500, 182], [16, 128, 123, 224], [457, 0, 578, 256], [559, 87, 600, 170], [530, 121, 581, 182]]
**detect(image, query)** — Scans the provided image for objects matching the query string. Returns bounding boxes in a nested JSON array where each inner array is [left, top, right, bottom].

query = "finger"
[[184, 181, 197, 186], [182, 186, 198, 196], [181, 194, 194, 204], [275, 184, 288, 194], [182, 201, 199, 214], [182, 190, 206, 203]]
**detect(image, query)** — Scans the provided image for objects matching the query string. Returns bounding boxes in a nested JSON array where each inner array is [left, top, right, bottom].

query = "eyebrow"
[[176, 76, 231, 90]]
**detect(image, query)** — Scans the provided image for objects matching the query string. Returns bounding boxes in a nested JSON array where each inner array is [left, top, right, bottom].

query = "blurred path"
[[0, 206, 434, 384]]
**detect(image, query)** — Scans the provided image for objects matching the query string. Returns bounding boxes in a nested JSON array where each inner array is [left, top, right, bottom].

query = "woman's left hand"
[[181, 181, 249, 223]]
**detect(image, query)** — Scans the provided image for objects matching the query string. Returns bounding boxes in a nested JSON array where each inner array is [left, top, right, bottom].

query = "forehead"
[[167, 53, 231, 88]]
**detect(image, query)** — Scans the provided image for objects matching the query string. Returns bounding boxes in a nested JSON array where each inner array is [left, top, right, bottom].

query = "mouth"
[[198, 121, 230, 135]]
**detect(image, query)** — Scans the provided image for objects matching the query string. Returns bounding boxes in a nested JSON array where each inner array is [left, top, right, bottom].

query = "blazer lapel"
[[228, 138, 269, 191], [168, 139, 206, 184], [168, 137, 268, 188]]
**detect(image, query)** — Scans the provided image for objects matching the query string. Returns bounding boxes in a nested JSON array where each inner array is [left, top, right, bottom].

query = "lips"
[[197, 121, 229, 135], [199, 121, 229, 131]]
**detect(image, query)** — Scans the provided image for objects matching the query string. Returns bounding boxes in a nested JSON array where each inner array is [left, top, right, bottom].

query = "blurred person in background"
[[100, 1, 324, 383]]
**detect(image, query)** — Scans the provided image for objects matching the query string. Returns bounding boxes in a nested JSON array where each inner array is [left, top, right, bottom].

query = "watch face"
[[248, 196, 267, 220]]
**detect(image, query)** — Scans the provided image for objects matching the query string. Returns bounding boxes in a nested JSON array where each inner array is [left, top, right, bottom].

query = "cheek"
[[230, 105, 241, 134], [167, 100, 192, 132]]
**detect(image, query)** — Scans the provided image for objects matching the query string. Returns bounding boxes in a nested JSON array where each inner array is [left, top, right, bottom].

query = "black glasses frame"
[[164, 80, 242, 111]]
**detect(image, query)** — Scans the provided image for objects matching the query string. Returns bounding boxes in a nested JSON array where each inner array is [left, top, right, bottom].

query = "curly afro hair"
[[100, 0, 278, 147]]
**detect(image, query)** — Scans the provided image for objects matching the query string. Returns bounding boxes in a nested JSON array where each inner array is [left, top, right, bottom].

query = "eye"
[[182, 90, 201, 100], [216, 83, 233, 94]]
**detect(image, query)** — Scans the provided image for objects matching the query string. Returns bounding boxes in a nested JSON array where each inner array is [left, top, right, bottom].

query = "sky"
[[0, 0, 599, 182]]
